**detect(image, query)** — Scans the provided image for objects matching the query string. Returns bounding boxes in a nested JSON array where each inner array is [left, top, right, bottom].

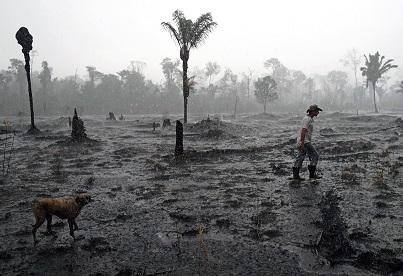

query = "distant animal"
[[32, 193, 92, 243]]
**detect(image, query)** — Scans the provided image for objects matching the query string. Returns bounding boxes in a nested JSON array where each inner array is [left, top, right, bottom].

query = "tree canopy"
[[254, 75, 278, 113]]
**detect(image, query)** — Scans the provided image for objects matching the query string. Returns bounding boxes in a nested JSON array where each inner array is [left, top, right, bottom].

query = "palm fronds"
[[161, 10, 217, 50], [360, 51, 397, 88], [190, 13, 217, 48], [161, 22, 181, 46]]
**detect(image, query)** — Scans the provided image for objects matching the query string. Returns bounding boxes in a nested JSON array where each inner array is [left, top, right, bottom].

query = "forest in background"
[[1, 50, 403, 117]]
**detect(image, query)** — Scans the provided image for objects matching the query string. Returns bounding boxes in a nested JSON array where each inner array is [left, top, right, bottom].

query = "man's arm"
[[299, 128, 307, 150]]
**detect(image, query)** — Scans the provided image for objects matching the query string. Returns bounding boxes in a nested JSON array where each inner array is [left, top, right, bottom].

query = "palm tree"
[[161, 10, 217, 123], [360, 52, 397, 113]]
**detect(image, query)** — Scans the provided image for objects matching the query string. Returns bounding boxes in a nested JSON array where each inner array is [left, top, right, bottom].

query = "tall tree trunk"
[[182, 57, 189, 124], [234, 92, 238, 119], [372, 81, 378, 113], [23, 52, 38, 133], [175, 120, 184, 157], [183, 96, 187, 124]]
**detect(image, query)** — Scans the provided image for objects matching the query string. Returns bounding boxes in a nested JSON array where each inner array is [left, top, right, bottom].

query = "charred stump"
[[175, 120, 183, 157], [107, 112, 117, 121], [162, 119, 171, 128], [71, 108, 87, 141]]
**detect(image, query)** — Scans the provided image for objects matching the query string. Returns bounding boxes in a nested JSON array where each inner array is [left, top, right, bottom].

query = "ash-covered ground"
[[0, 112, 402, 275]]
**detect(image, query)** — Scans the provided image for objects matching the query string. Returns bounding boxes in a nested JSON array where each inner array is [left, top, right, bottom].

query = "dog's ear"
[[76, 194, 91, 205]]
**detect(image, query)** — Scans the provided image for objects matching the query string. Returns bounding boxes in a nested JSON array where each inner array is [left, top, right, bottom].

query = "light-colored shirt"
[[296, 115, 314, 144]]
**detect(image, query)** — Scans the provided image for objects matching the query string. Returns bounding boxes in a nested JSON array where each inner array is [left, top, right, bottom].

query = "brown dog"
[[32, 193, 92, 243]]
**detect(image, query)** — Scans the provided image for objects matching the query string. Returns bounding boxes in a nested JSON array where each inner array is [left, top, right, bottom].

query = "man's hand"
[[298, 142, 304, 151]]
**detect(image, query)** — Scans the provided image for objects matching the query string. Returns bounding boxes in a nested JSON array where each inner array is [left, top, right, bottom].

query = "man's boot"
[[308, 165, 321, 179], [293, 167, 304, 180]]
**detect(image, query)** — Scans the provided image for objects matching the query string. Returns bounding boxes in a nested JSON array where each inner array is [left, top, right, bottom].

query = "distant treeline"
[[0, 56, 402, 116]]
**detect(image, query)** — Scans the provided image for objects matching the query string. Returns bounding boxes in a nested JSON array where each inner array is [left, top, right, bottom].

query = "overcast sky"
[[1, 0, 402, 83]]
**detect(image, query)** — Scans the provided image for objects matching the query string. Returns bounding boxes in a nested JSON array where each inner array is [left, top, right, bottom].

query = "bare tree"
[[341, 49, 363, 111], [340, 48, 362, 87], [230, 73, 238, 118], [30, 49, 38, 76], [242, 69, 253, 102], [396, 81, 403, 93], [15, 27, 39, 134]]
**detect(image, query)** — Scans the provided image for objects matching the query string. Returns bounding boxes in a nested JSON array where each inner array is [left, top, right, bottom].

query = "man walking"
[[293, 104, 323, 180]]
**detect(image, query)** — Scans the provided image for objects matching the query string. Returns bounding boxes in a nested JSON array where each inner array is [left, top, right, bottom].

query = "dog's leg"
[[68, 219, 75, 240], [32, 214, 45, 244], [46, 214, 53, 233], [73, 220, 79, 231]]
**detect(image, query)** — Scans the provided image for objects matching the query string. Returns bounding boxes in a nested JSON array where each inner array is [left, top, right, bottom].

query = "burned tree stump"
[[71, 108, 87, 141], [152, 122, 160, 131], [175, 120, 183, 157], [107, 112, 117, 121], [162, 119, 171, 128]]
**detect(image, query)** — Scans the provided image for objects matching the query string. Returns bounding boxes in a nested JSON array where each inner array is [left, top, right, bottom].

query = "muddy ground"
[[0, 112, 402, 275]]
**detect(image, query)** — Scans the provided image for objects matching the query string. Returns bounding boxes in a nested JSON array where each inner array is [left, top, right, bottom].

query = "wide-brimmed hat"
[[306, 104, 323, 113]]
